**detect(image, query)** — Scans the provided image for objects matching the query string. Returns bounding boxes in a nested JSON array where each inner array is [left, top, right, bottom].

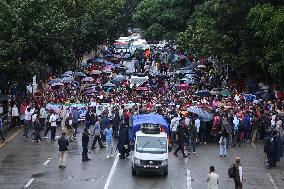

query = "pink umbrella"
[[136, 87, 149, 91], [177, 84, 191, 90], [82, 77, 94, 82]]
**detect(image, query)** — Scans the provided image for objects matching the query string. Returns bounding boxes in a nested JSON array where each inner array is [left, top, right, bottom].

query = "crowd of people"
[[3, 45, 284, 189]]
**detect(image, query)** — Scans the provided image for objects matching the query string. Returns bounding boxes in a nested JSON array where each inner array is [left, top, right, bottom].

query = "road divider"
[[104, 153, 119, 189], [24, 178, 35, 188], [0, 128, 23, 148]]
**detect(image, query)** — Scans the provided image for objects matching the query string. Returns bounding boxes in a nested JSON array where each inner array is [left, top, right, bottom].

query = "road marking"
[[43, 160, 50, 166], [184, 158, 192, 189], [103, 153, 119, 189], [24, 178, 35, 188], [267, 173, 278, 189], [0, 128, 23, 148], [187, 170, 192, 189]]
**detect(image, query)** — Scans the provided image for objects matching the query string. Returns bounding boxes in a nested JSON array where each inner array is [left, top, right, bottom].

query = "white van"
[[131, 125, 168, 176]]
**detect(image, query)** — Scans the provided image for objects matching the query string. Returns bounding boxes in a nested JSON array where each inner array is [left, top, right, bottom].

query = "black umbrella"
[[255, 89, 265, 95], [73, 72, 86, 77], [196, 90, 211, 97], [0, 93, 8, 102]]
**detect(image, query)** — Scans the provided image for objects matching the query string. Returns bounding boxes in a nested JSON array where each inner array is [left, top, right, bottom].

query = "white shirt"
[[49, 114, 57, 127], [24, 108, 34, 121], [170, 117, 180, 132], [32, 114, 37, 123], [207, 172, 219, 189], [238, 165, 243, 182], [195, 119, 201, 132], [185, 117, 190, 127], [12, 106, 19, 117]]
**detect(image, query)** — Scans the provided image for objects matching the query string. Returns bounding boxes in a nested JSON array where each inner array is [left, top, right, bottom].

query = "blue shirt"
[[73, 110, 79, 123], [0, 118, 3, 129], [104, 128, 113, 143]]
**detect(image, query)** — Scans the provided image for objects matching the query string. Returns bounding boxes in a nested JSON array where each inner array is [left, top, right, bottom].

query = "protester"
[[49, 111, 57, 142], [117, 124, 129, 159], [207, 166, 219, 189], [219, 128, 228, 157], [0, 116, 5, 143], [174, 124, 187, 158], [82, 128, 91, 161], [188, 120, 197, 155], [11, 104, 19, 129], [23, 106, 34, 138], [104, 125, 113, 158], [91, 117, 104, 150], [58, 132, 69, 168]]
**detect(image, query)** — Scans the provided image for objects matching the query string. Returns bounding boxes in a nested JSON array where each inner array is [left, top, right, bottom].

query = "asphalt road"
[[0, 125, 284, 189]]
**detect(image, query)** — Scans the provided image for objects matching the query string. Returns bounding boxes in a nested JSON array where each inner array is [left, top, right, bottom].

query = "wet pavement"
[[1, 125, 284, 189]]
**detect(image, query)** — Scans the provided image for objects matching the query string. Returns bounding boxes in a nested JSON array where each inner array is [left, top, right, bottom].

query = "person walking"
[[82, 128, 91, 161], [23, 106, 34, 138], [49, 111, 57, 142], [219, 128, 228, 157], [170, 114, 179, 146], [117, 124, 129, 159], [11, 104, 19, 129], [232, 156, 244, 189], [0, 116, 5, 143], [91, 117, 104, 150], [72, 108, 79, 138], [207, 166, 219, 189], [33, 112, 42, 143], [174, 124, 188, 158], [66, 113, 74, 142], [104, 125, 113, 158], [188, 120, 197, 155], [39, 106, 47, 131], [58, 132, 69, 168], [43, 112, 51, 139]]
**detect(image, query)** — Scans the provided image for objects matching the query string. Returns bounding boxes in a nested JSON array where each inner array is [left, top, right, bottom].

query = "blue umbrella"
[[48, 78, 63, 85], [187, 106, 213, 121], [113, 75, 125, 82]]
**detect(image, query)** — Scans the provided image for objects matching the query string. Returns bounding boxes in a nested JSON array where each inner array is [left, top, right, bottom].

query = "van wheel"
[[132, 168, 137, 176], [163, 170, 168, 177]]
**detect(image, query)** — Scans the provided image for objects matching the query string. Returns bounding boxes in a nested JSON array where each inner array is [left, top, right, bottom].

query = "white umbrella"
[[90, 70, 102, 75]]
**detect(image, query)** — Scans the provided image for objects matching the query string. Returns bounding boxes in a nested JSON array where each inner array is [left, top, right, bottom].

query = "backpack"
[[228, 164, 236, 178]]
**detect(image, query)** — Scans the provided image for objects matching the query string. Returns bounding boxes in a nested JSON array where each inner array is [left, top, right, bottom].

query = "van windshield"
[[136, 136, 167, 154]]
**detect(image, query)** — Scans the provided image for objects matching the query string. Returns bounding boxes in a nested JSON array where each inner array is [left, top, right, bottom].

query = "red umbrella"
[[136, 87, 149, 91], [177, 84, 191, 90]]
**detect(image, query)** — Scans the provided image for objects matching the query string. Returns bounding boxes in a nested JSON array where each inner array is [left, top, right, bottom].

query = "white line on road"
[[43, 160, 50, 166], [185, 158, 192, 189], [24, 178, 35, 188], [104, 153, 119, 189], [267, 173, 278, 189], [187, 170, 192, 189]]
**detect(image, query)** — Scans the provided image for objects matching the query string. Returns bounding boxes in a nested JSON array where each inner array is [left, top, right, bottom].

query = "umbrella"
[[104, 65, 114, 70], [82, 77, 94, 82], [83, 88, 97, 94], [51, 82, 64, 87], [62, 77, 74, 83], [90, 70, 102, 75], [196, 90, 211, 97], [113, 75, 125, 82], [255, 89, 265, 95], [177, 83, 191, 90], [102, 70, 112, 74], [64, 71, 73, 75], [187, 106, 213, 121], [103, 83, 116, 87], [220, 89, 231, 97], [197, 64, 206, 68], [60, 73, 71, 78], [48, 78, 63, 85], [73, 72, 86, 77], [136, 86, 149, 91], [0, 93, 8, 101]]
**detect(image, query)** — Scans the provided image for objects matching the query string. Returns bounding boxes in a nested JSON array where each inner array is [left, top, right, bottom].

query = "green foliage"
[[0, 0, 126, 86], [133, 0, 196, 40]]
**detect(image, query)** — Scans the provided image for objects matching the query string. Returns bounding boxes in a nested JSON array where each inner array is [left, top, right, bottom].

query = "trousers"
[[59, 151, 67, 166]]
